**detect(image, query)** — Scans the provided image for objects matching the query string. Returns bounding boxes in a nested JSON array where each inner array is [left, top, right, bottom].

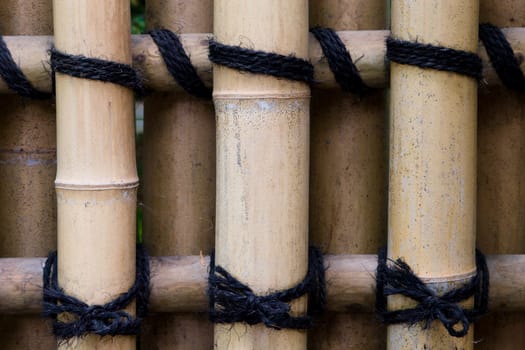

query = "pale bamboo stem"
[[141, 0, 214, 349], [388, 1, 479, 349], [308, 1, 387, 349], [475, 1, 525, 348], [1, 254, 524, 314], [53, 0, 137, 349], [1, 29, 524, 95], [0, 1, 55, 349], [213, 0, 309, 349]]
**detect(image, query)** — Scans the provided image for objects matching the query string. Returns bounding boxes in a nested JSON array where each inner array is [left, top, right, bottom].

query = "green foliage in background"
[[132, 1, 145, 242], [131, 0, 146, 34]]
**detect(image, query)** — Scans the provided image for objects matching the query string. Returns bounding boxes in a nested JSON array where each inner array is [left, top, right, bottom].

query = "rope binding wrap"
[[42, 244, 150, 340], [376, 248, 489, 338], [386, 37, 483, 80], [479, 23, 525, 91], [50, 48, 144, 95], [208, 40, 315, 84], [208, 246, 326, 330], [0, 36, 51, 99], [149, 29, 212, 99], [310, 26, 370, 95]]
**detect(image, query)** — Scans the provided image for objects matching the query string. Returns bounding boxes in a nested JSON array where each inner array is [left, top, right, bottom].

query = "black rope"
[[208, 246, 326, 330], [479, 23, 525, 91], [376, 248, 489, 338], [310, 27, 370, 95], [42, 244, 150, 340], [208, 40, 314, 84], [0, 36, 51, 99], [149, 29, 212, 99], [50, 48, 144, 95], [386, 37, 483, 80]]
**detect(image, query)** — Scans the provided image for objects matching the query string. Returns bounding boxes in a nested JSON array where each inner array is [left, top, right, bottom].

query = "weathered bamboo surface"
[[0, 28, 523, 94], [53, 0, 137, 348], [1, 254, 524, 314], [213, 0, 309, 348], [388, 1, 479, 349], [0, 0, 55, 349]]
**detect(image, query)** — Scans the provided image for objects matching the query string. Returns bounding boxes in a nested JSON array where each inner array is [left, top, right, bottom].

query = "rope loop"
[[208, 246, 326, 330], [479, 23, 525, 91], [310, 26, 370, 94], [50, 48, 145, 95], [208, 40, 315, 84], [42, 244, 150, 340], [0, 36, 51, 99], [386, 37, 483, 80], [149, 29, 212, 99], [376, 248, 489, 338]]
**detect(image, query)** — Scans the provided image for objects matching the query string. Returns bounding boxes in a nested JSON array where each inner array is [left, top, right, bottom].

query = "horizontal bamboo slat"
[[1, 254, 523, 314], [0, 28, 523, 94]]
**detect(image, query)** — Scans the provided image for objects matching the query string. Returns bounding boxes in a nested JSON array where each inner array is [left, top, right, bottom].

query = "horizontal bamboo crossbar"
[[1, 28, 523, 94], [0, 254, 523, 314]]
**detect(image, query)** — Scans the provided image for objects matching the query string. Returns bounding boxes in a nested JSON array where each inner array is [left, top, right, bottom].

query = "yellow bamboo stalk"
[[308, 0, 387, 349], [0, 0, 55, 349], [213, 0, 309, 349], [388, 1, 479, 349], [476, 2, 525, 348], [140, 0, 215, 349], [53, 0, 137, 349]]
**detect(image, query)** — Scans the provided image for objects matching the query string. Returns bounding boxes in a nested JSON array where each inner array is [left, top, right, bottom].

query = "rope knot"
[[42, 245, 150, 340], [420, 295, 469, 336], [208, 246, 326, 330], [376, 248, 489, 338]]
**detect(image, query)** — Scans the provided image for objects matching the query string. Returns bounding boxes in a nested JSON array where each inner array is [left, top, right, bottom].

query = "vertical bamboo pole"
[[308, 1, 387, 349], [0, 1, 55, 349], [388, 1, 478, 349], [476, 2, 525, 348], [53, 1, 137, 349], [141, 0, 215, 349], [214, 0, 309, 349]]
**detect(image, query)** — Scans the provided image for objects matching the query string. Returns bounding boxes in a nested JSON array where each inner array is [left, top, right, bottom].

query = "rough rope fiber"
[[42, 244, 150, 340], [0, 36, 51, 99], [479, 23, 525, 91], [208, 246, 326, 330], [208, 40, 314, 84], [376, 248, 489, 338], [50, 48, 144, 95], [149, 29, 212, 99], [386, 37, 483, 80], [310, 27, 370, 94]]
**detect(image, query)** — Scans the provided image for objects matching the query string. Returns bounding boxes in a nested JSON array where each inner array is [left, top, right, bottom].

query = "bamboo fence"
[[0, 29, 523, 93], [0, 0, 524, 349]]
